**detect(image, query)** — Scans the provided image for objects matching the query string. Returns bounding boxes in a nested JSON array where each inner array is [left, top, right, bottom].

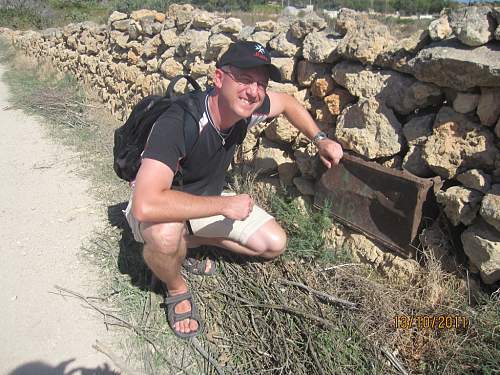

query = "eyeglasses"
[[222, 69, 268, 92]]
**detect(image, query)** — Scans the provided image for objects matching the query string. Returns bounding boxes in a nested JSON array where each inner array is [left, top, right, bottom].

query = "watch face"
[[313, 131, 327, 144]]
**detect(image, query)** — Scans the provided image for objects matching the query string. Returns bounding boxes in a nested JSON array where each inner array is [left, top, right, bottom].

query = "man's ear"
[[213, 68, 224, 89]]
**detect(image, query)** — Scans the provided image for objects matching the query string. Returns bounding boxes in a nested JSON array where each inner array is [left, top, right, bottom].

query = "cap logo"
[[253, 44, 269, 62], [255, 44, 266, 54]]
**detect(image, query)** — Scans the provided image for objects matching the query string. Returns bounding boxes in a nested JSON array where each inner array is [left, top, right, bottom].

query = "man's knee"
[[141, 222, 185, 256], [262, 227, 287, 258], [247, 220, 287, 258]]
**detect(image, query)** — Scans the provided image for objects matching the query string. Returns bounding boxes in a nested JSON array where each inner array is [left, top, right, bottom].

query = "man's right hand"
[[221, 194, 254, 221]]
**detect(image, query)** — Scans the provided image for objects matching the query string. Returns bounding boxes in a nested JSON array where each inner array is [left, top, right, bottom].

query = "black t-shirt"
[[142, 88, 270, 196]]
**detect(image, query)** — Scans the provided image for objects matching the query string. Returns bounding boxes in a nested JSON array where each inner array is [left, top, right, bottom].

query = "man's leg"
[[140, 221, 199, 335], [188, 219, 287, 259]]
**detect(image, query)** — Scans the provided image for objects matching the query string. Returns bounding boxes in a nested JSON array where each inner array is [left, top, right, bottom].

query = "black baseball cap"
[[216, 41, 281, 82]]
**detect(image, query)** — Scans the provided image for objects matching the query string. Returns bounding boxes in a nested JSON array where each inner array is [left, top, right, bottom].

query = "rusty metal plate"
[[314, 154, 435, 257]]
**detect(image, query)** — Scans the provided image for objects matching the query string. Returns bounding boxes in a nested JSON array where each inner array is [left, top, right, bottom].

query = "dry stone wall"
[[2, 4, 499, 284]]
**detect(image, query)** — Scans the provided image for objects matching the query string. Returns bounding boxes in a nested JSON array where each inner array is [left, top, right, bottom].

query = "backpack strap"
[[166, 76, 201, 98], [175, 94, 201, 159]]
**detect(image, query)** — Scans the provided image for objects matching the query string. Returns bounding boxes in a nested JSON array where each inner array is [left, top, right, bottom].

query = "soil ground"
[[0, 63, 118, 374]]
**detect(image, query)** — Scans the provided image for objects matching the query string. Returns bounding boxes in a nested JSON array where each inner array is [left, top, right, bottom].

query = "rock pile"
[[2, 5, 499, 284]]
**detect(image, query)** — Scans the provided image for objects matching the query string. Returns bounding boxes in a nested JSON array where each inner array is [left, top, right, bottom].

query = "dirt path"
[[0, 64, 118, 374]]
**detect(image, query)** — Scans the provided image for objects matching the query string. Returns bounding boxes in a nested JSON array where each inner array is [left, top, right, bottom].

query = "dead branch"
[[280, 279, 358, 309], [380, 346, 409, 375], [218, 290, 336, 329], [190, 337, 236, 375]]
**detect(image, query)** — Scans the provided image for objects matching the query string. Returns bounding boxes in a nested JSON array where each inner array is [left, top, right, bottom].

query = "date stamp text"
[[394, 315, 469, 330]]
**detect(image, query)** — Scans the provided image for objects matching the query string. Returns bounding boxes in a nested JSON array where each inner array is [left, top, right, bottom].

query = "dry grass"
[[1, 39, 499, 375]]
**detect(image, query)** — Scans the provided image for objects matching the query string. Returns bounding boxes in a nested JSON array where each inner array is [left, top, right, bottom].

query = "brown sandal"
[[160, 291, 204, 339]]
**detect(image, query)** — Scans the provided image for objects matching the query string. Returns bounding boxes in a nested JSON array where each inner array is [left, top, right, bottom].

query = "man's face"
[[215, 65, 270, 119]]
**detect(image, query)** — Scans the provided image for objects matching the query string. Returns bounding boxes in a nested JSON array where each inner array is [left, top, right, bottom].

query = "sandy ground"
[[0, 64, 118, 374]]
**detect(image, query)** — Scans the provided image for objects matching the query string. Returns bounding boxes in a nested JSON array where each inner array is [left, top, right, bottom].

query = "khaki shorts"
[[123, 192, 274, 245]]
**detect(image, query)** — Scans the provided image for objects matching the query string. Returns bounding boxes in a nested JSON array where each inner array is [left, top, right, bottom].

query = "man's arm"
[[267, 91, 343, 167], [132, 158, 253, 223]]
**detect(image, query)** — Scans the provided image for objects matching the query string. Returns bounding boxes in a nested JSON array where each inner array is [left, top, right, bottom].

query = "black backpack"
[[113, 75, 201, 182]]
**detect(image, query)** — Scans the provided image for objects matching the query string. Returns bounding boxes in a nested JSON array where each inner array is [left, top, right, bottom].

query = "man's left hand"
[[317, 139, 343, 168]]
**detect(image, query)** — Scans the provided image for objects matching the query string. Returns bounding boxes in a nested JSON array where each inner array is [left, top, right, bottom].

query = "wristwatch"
[[312, 131, 327, 145]]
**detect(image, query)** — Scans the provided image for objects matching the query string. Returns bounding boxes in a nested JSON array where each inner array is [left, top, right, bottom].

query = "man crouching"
[[124, 41, 343, 338]]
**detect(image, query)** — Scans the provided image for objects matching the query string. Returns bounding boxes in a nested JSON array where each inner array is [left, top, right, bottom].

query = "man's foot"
[[161, 290, 204, 339], [182, 256, 216, 276], [183, 246, 216, 276]]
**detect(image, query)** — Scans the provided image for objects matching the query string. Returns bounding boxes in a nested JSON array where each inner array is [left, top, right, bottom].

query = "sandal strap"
[[165, 291, 192, 305], [174, 311, 195, 321]]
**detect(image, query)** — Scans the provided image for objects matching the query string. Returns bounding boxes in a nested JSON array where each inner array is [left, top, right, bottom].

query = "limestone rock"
[[494, 8, 500, 41], [477, 87, 500, 127], [143, 35, 161, 58], [131, 9, 156, 23], [335, 8, 363, 35], [269, 32, 300, 57], [271, 57, 295, 82], [324, 222, 351, 251], [110, 30, 128, 48], [335, 98, 403, 159], [278, 162, 299, 185], [292, 195, 313, 213], [267, 82, 298, 96], [192, 10, 223, 29], [160, 47, 176, 60], [294, 144, 320, 178], [302, 32, 340, 63], [462, 220, 500, 284], [239, 123, 266, 163], [311, 76, 335, 98], [168, 4, 195, 30], [402, 114, 435, 177], [448, 6, 495, 47], [422, 107, 498, 178], [236, 26, 254, 42], [409, 39, 500, 91], [127, 50, 139, 65], [436, 186, 483, 225], [255, 20, 277, 33], [374, 29, 430, 74], [480, 184, 500, 231], [403, 145, 434, 177], [180, 29, 210, 57], [254, 138, 291, 173], [108, 11, 128, 25], [249, 31, 274, 47], [403, 114, 434, 145], [264, 115, 300, 144], [160, 58, 184, 79], [111, 19, 130, 32], [160, 28, 178, 47], [146, 57, 159, 72], [457, 169, 492, 193], [293, 177, 315, 196], [296, 61, 328, 87], [206, 33, 232, 60], [217, 18, 243, 34], [453, 92, 480, 114], [290, 17, 327, 39], [189, 58, 215, 78], [128, 21, 141, 40], [429, 15, 452, 41], [324, 88, 355, 116], [336, 11, 395, 65], [345, 233, 419, 281], [332, 61, 442, 115]]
